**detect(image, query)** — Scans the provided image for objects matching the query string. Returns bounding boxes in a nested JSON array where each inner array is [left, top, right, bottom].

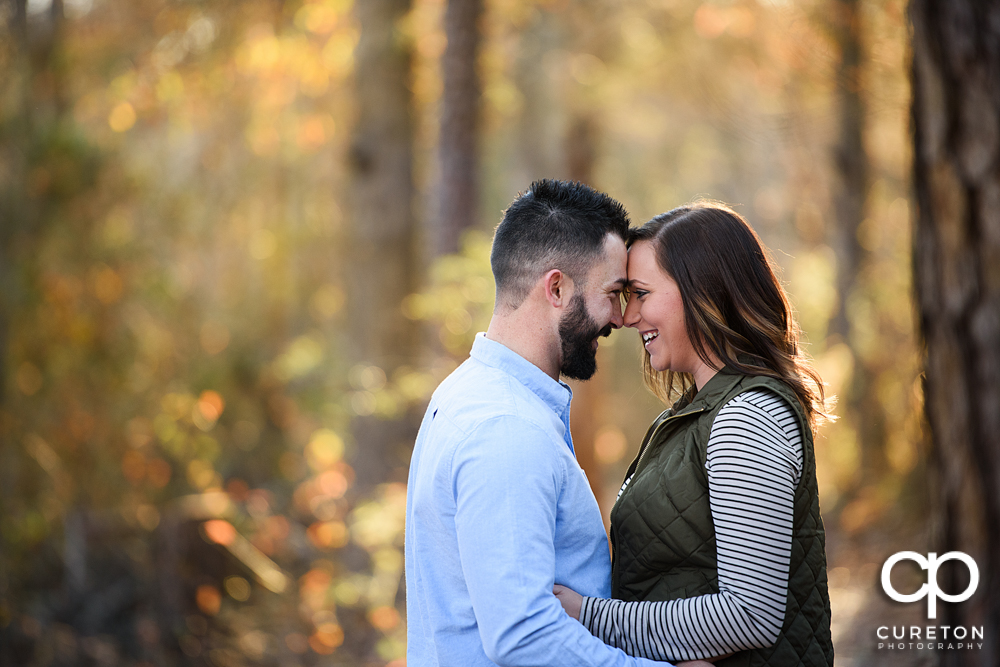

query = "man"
[[405, 179, 665, 666]]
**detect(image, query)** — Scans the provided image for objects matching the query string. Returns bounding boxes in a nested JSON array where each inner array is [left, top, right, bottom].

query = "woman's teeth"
[[642, 331, 659, 344]]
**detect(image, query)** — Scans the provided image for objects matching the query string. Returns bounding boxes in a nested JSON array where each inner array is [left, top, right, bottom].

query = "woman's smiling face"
[[623, 240, 702, 377]]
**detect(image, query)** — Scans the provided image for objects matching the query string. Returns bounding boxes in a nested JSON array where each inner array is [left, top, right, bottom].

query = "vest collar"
[[672, 366, 744, 415]]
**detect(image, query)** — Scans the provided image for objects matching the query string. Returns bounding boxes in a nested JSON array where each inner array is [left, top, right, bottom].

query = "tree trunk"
[[345, 3, 417, 657], [513, 9, 561, 185], [827, 0, 866, 362], [564, 116, 605, 510], [347, 0, 418, 490], [911, 1, 1000, 664], [433, 0, 483, 256], [0, 0, 29, 412], [827, 0, 890, 493]]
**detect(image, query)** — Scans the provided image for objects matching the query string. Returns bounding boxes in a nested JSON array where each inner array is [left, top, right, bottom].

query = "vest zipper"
[[610, 406, 705, 594], [632, 407, 705, 477]]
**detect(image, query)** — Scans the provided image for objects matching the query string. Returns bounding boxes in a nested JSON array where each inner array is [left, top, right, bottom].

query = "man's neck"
[[485, 307, 561, 381]]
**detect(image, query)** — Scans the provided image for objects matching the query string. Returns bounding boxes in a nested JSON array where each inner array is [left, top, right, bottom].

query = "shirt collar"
[[469, 332, 572, 416]]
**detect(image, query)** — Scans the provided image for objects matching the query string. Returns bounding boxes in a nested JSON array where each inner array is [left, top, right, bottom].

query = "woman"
[[555, 202, 834, 666]]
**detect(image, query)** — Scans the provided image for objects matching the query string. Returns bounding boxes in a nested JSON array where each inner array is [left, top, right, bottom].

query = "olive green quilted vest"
[[609, 369, 834, 667]]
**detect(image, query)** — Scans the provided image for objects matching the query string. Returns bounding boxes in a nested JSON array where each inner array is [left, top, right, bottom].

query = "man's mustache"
[[597, 324, 613, 339]]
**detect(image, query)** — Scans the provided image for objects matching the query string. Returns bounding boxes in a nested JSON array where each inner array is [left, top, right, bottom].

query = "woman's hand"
[[552, 584, 584, 620]]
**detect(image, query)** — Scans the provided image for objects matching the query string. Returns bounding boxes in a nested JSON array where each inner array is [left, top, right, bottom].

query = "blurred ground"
[[828, 523, 938, 667]]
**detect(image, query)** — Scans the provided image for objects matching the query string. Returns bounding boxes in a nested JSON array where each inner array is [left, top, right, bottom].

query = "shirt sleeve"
[[579, 390, 804, 662], [453, 415, 667, 667]]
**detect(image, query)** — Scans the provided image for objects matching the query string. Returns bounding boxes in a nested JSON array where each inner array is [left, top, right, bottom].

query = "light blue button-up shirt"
[[405, 333, 666, 667]]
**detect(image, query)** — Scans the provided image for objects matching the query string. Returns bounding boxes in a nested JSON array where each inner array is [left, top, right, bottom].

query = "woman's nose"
[[623, 294, 640, 328]]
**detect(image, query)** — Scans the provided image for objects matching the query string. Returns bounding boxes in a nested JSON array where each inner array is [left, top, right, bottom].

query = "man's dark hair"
[[490, 179, 630, 310]]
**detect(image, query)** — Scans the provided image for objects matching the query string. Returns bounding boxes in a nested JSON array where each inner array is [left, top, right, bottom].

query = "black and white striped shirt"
[[580, 389, 804, 662]]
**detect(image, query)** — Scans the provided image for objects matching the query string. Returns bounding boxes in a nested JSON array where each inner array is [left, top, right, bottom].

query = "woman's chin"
[[648, 358, 669, 372]]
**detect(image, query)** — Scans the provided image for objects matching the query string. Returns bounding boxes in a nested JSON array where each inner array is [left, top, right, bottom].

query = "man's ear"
[[542, 269, 573, 308]]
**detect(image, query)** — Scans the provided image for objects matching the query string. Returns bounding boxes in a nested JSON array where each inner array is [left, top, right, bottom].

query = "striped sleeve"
[[580, 390, 803, 662]]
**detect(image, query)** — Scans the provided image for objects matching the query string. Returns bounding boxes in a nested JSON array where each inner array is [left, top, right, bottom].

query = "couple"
[[404, 180, 834, 667]]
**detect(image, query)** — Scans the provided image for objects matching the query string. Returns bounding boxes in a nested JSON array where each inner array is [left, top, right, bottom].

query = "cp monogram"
[[881, 551, 979, 619]]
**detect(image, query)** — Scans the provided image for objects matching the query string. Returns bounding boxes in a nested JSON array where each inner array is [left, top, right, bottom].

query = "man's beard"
[[558, 294, 613, 381]]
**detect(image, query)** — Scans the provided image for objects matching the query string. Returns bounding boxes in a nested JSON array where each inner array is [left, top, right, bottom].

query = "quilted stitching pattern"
[[611, 372, 834, 666]]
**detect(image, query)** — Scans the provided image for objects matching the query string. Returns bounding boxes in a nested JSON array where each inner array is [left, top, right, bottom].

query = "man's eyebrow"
[[608, 277, 627, 290]]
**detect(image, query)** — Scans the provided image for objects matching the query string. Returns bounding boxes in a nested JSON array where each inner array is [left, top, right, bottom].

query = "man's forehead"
[[593, 264, 627, 290], [594, 236, 627, 284], [604, 275, 627, 289]]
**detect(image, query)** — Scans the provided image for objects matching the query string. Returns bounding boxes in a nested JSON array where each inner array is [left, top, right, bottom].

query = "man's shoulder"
[[429, 358, 558, 438]]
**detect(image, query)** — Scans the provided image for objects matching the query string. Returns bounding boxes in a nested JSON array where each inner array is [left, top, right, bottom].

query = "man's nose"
[[609, 300, 624, 329]]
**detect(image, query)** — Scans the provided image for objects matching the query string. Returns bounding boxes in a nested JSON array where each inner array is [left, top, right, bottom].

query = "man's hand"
[[552, 584, 584, 620]]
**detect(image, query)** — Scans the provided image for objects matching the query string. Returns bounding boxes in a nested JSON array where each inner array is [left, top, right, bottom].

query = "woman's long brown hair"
[[629, 201, 833, 428]]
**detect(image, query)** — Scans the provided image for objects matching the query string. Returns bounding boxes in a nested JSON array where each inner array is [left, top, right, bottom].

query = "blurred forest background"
[[1, 0, 996, 665]]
